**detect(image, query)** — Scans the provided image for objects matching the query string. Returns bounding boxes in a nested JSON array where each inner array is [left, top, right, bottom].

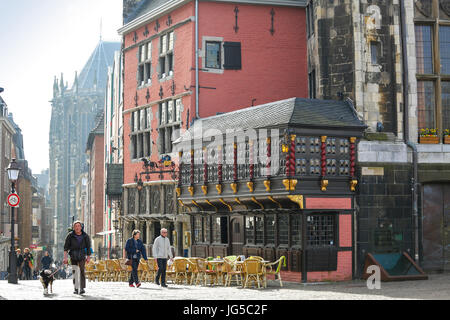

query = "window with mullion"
[[138, 42, 152, 86], [255, 216, 264, 245], [265, 215, 275, 244], [439, 26, 450, 75], [212, 217, 221, 244], [245, 216, 255, 245], [278, 214, 289, 246], [415, 25, 434, 75], [442, 81, 450, 131], [417, 80, 436, 130], [205, 41, 221, 69]]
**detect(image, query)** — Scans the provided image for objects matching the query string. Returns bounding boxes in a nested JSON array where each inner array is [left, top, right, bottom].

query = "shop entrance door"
[[230, 216, 244, 256]]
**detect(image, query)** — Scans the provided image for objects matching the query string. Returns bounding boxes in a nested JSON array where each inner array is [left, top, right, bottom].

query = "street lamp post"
[[7, 158, 20, 284]]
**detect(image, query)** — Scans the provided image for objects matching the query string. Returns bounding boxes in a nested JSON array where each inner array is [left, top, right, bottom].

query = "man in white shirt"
[[153, 228, 173, 287]]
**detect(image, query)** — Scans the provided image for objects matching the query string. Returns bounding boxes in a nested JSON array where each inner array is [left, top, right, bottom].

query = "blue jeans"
[[129, 259, 140, 285]]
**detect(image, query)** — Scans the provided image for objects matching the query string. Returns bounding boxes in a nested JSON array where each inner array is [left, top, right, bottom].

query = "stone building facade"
[[0, 96, 15, 239], [49, 40, 120, 258], [307, 0, 450, 274]]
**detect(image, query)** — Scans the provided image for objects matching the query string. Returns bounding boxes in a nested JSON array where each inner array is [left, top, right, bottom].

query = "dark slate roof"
[[124, 0, 167, 25], [76, 41, 121, 91], [185, 98, 365, 138]]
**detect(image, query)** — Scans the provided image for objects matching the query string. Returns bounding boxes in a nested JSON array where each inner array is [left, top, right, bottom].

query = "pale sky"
[[0, 0, 123, 174]]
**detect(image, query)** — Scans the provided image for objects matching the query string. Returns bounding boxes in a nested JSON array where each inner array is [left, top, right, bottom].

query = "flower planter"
[[420, 136, 439, 144], [444, 136, 450, 144]]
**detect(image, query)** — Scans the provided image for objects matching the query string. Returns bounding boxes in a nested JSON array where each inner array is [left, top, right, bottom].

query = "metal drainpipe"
[[195, 0, 200, 120], [400, 0, 420, 262]]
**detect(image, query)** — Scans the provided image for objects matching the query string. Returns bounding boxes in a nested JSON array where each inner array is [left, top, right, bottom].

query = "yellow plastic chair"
[[118, 259, 131, 282], [85, 261, 96, 282], [264, 256, 286, 287], [138, 259, 148, 281], [223, 259, 243, 287], [111, 259, 124, 282], [195, 258, 219, 286], [105, 260, 118, 281], [146, 258, 157, 282], [243, 259, 265, 289], [171, 259, 190, 285], [96, 260, 108, 282]]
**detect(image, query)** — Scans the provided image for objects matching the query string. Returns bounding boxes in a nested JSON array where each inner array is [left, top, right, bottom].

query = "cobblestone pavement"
[[0, 273, 449, 300]]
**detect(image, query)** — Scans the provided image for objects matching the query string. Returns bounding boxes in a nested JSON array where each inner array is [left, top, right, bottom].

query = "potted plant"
[[419, 128, 439, 144], [444, 129, 450, 144]]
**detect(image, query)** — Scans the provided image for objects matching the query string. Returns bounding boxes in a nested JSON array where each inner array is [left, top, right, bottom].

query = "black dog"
[[40, 269, 56, 295]]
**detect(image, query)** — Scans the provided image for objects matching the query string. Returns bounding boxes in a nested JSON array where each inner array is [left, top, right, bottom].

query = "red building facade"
[[86, 113, 105, 257], [119, 0, 309, 256]]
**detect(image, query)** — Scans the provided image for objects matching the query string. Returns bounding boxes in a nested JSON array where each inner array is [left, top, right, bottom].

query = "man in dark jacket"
[[16, 249, 24, 280], [63, 221, 92, 295], [125, 230, 147, 288], [41, 251, 53, 270], [22, 248, 33, 280]]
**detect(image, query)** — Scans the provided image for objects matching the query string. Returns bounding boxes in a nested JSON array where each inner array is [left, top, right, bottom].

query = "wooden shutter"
[[223, 42, 242, 70]]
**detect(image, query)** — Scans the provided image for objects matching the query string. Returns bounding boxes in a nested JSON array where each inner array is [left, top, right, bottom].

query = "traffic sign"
[[7, 193, 20, 207]]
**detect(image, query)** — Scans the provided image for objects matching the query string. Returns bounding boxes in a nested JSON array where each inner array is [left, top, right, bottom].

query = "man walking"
[[63, 221, 92, 295], [153, 228, 173, 287]]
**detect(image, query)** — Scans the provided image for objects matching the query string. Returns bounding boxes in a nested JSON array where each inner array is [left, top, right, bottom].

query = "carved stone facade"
[[308, 0, 450, 274]]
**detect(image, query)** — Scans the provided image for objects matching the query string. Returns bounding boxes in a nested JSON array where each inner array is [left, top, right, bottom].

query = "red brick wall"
[[123, 3, 194, 184], [197, 2, 308, 117], [339, 214, 352, 248], [122, 2, 307, 184], [307, 251, 353, 282]]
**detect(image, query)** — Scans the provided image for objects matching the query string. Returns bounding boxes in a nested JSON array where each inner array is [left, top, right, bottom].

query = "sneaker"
[[73, 289, 79, 294], [129, 284, 135, 287], [79, 289, 85, 295], [155, 280, 160, 286], [161, 284, 168, 288], [136, 282, 142, 288]]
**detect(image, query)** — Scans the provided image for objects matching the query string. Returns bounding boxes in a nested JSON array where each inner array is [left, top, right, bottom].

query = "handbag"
[[125, 259, 132, 266]]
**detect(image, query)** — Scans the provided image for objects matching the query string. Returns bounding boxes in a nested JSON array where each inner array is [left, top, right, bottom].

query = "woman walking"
[[63, 221, 92, 295], [125, 230, 147, 288]]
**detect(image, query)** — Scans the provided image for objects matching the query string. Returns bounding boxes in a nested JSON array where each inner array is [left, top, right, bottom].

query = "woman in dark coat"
[[125, 230, 147, 288], [16, 249, 24, 279]]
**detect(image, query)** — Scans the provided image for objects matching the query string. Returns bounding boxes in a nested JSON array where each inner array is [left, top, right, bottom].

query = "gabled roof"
[[179, 97, 366, 141], [76, 41, 121, 91], [86, 111, 105, 151]]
